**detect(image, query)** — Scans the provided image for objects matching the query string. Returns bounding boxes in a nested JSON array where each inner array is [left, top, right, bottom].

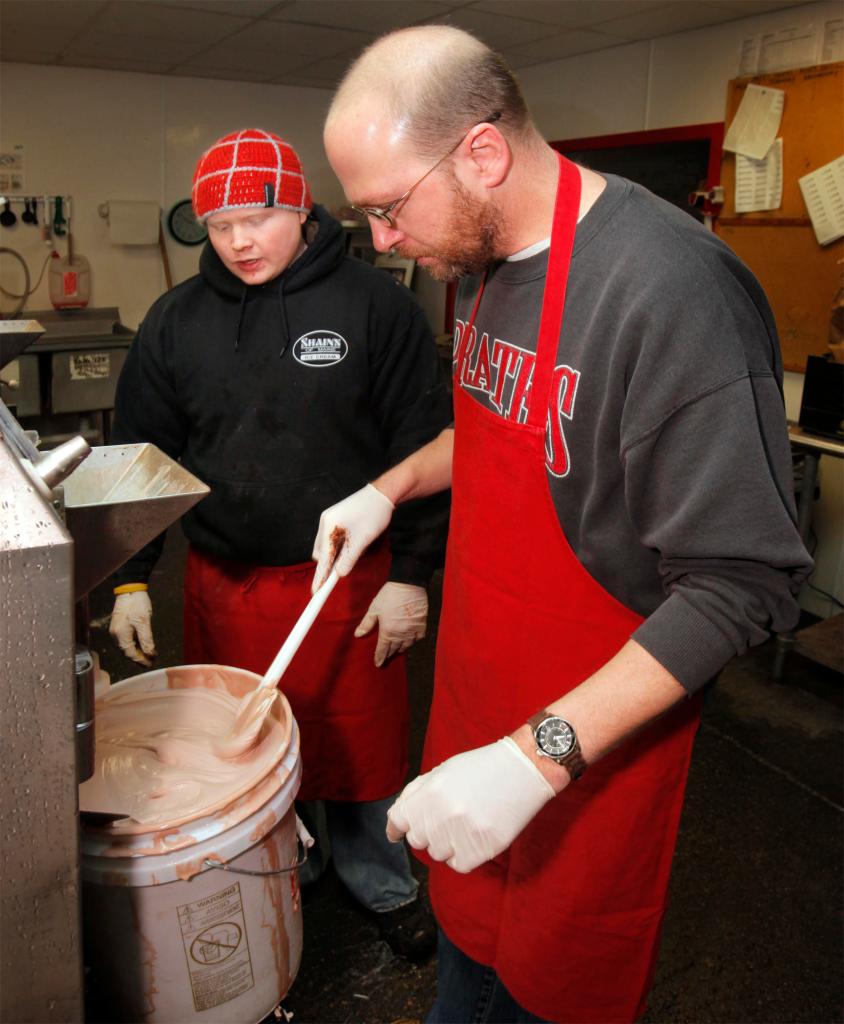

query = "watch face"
[[537, 718, 575, 758]]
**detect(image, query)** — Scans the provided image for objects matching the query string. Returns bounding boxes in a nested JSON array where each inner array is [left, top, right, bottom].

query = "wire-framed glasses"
[[351, 112, 501, 228]]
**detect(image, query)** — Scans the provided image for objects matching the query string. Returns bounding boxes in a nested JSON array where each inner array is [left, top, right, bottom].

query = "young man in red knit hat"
[[108, 127, 449, 960]]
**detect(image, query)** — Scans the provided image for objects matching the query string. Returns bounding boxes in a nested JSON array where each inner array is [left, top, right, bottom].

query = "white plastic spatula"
[[79, 568, 341, 819], [213, 567, 341, 759]]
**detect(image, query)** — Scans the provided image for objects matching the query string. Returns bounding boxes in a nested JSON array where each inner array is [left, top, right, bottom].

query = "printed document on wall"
[[821, 18, 844, 64], [738, 22, 820, 74], [736, 139, 783, 212], [723, 84, 785, 160], [759, 23, 819, 72], [799, 156, 844, 246]]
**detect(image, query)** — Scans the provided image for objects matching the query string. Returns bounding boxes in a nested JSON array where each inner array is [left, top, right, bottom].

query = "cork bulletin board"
[[716, 62, 844, 372]]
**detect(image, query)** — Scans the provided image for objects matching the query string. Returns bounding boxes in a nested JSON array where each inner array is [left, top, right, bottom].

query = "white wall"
[[1, 0, 840, 614], [0, 63, 342, 328]]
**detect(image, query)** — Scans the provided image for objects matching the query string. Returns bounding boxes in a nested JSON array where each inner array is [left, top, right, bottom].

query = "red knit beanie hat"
[[192, 128, 312, 221]]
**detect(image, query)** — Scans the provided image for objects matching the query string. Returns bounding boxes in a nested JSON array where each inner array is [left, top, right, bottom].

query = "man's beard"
[[400, 174, 502, 282]]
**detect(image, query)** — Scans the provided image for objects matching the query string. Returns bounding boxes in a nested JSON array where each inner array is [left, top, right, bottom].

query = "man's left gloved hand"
[[354, 582, 428, 667], [386, 738, 555, 873]]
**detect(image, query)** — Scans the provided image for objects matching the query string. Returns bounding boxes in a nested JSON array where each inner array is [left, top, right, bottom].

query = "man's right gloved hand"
[[311, 483, 395, 593], [109, 589, 157, 666]]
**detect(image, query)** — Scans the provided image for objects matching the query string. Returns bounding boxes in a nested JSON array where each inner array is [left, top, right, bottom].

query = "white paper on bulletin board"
[[735, 139, 783, 212], [799, 155, 844, 246], [723, 84, 785, 160]]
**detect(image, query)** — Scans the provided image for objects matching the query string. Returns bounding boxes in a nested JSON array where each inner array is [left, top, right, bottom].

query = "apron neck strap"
[[459, 153, 582, 430], [528, 154, 581, 429]]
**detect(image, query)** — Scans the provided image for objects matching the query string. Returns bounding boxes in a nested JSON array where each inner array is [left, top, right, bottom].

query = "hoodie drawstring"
[[232, 284, 289, 356], [277, 281, 290, 358], [234, 289, 248, 351]]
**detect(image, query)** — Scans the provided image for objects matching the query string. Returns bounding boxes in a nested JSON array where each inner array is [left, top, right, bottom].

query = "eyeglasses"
[[351, 112, 501, 228]]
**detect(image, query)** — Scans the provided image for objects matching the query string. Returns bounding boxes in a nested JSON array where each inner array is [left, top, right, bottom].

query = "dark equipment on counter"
[[798, 355, 844, 440]]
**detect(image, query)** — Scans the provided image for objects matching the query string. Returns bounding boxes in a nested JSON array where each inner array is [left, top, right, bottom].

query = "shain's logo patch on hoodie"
[[292, 330, 348, 367]]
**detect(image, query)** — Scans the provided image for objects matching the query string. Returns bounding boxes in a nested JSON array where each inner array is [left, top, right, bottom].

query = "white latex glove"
[[386, 737, 555, 874], [311, 483, 394, 593], [109, 591, 157, 666], [355, 582, 428, 667]]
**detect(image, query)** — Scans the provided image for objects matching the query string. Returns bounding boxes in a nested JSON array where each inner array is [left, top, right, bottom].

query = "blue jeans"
[[426, 929, 547, 1024], [296, 795, 418, 913]]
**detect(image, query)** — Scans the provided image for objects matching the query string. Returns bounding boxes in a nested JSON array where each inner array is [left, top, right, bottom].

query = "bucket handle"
[[203, 837, 309, 877]]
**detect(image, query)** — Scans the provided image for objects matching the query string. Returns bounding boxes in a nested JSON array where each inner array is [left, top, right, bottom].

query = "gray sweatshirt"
[[454, 173, 812, 693]]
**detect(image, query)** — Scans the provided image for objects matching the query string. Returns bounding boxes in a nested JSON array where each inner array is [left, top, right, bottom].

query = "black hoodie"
[[112, 205, 452, 585]]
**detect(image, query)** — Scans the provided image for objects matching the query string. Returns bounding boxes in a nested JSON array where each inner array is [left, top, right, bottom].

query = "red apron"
[[183, 544, 408, 803], [422, 155, 701, 1023]]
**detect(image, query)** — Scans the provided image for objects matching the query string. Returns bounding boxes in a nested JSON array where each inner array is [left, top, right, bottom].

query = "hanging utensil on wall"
[[42, 195, 52, 244], [53, 196, 67, 236], [0, 199, 17, 228]]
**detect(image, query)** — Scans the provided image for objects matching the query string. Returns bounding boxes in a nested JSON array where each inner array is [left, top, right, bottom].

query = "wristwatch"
[[527, 709, 587, 780]]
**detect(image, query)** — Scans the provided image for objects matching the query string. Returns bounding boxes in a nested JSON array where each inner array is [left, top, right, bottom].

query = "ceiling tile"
[[63, 31, 208, 64], [0, 0, 107, 31], [180, 44, 317, 74], [287, 54, 357, 77], [502, 28, 628, 64], [597, 1, 814, 41], [0, 0, 823, 84], [270, 72, 337, 89], [0, 0, 107, 55], [468, 0, 666, 29], [92, 0, 251, 46], [697, 0, 815, 17], [419, 6, 557, 49], [216, 18, 372, 57], [268, 0, 464, 34], [160, 0, 284, 15], [170, 64, 277, 82], [57, 54, 177, 74]]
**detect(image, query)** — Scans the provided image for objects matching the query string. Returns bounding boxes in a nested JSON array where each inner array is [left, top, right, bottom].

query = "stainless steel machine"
[[0, 319, 208, 1023], [1, 306, 135, 448]]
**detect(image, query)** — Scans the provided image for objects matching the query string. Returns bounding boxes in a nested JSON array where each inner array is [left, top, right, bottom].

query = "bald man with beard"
[[314, 25, 810, 1024]]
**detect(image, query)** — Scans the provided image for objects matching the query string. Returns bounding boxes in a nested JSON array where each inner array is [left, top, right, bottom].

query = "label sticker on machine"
[[177, 882, 255, 1012], [70, 352, 110, 380]]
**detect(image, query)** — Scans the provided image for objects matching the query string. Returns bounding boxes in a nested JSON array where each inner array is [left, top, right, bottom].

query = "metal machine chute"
[[0, 318, 208, 1023]]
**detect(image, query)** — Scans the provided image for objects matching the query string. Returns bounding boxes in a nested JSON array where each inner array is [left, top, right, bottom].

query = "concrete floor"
[[87, 528, 843, 1024]]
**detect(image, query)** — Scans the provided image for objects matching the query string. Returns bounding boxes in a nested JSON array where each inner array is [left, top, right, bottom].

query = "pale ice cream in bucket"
[[80, 664, 306, 1024]]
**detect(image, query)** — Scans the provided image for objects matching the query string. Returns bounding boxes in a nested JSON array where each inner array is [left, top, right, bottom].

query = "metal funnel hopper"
[[62, 443, 209, 599], [0, 320, 44, 369]]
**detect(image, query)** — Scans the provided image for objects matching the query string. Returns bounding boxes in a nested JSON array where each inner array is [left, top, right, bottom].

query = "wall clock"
[[167, 199, 207, 246]]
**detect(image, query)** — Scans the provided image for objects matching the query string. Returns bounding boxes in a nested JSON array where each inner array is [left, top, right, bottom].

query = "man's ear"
[[461, 122, 512, 189]]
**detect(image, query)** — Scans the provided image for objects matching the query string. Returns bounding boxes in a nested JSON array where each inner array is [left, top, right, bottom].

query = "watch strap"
[[528, 708, 587, 780], [527, 709, 551, 732]]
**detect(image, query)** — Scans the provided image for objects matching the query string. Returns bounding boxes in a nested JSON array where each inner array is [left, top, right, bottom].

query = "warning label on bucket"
[[177, 882, 254, 1011]]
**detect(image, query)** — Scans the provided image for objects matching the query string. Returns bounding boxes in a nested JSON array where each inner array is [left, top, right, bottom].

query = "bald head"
[[326, 25, 534, 159], [324, 25, 562, 273]]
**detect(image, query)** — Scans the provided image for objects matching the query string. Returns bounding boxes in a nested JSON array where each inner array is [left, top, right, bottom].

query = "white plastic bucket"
[[81, 666, 304, 1024]]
